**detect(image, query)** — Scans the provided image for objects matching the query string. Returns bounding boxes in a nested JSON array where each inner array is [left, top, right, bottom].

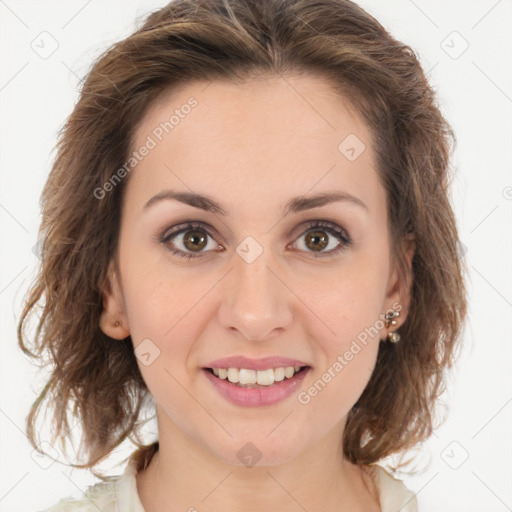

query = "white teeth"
[[239, 369, 257, 385], [211, 365, 304, 386], [284, 366, 295, 378], [257, 369, 274, 386], [274, 367, 285, 382], [227, 368, 239, 383]]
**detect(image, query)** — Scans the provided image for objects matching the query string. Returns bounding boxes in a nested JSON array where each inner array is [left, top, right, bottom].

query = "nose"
[[217, 247, 293, 341]]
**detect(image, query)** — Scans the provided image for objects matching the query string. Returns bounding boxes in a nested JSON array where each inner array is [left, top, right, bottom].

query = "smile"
[[208, 366, 306, 387], [203, 366, 311, 407]]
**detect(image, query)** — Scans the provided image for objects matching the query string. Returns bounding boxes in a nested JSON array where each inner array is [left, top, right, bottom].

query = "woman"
[[18, 0, 467, 510]]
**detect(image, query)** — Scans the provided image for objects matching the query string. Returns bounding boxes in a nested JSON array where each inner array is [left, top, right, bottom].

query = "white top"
[[40, 457, 418, 511]]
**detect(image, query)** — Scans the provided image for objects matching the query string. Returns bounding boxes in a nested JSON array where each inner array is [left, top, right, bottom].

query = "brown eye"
[[160, 222, 220, 259], [304, 230, 329, 252], [294, 221, 352, 257], [182, 230, 208, 252]]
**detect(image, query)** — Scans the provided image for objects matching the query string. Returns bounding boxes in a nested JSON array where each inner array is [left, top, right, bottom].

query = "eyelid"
[[294, 219, 351, 241], [160, 221, 221, 243], [158, 221, 222, 260], [158, 219, 352, 259], [291, 220, 352, 257]]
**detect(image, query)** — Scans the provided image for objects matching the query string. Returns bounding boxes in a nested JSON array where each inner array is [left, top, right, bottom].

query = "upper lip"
[[204, 356, 311, 371]]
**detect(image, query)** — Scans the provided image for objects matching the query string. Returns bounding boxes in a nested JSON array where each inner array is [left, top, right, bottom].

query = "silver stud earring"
[[384, 311, 400, 343]]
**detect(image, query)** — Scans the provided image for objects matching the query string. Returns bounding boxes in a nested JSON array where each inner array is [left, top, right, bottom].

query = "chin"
[[209, 434, 307, 468]]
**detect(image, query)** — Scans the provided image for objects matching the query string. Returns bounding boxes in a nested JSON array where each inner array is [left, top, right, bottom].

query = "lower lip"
[[203, 368, 310, 407]]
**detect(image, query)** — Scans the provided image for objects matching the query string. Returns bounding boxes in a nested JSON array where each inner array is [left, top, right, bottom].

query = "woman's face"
[[101, 74, 412, 467]]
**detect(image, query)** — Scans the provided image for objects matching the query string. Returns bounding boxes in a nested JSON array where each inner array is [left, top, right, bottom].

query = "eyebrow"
[[143, 189, 368, 216]]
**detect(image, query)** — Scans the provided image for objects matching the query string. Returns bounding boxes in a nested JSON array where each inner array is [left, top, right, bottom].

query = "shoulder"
[[39, 477, 120, 512], [367, 464, 419, 512], [38, 456, 144, 512]]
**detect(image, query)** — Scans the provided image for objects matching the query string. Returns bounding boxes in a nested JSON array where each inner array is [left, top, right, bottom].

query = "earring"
[[114, 320, 120, 327], [384, 311, 400, 343]]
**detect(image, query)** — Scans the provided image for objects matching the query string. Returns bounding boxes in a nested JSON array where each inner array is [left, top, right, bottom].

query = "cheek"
[[119, 238, 207, 341], [122, 278, 208, 388], [297, 295, 382, 422], [298, 346, 378, 438], [302, 248, 388, 395], [307, 253, 389, 344], [116, 254, 200, 395]]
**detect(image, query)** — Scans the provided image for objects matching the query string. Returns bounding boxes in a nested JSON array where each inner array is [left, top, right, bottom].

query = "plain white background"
[[1, 0, 511, 510]]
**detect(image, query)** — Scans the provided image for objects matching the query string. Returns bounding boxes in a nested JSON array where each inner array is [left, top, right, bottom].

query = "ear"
[[99, 260, 130, 340], [382, 233, 415, 332]]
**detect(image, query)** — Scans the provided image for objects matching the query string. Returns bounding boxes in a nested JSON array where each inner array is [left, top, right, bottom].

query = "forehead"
[[127, 74, 382, 215]]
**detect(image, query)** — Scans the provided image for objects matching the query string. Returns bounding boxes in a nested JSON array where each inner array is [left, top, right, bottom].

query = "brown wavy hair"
[[18, 0, 467, 478]]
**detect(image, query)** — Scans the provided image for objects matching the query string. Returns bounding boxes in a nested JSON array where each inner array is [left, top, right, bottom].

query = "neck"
[[135, 415, 379, 512]]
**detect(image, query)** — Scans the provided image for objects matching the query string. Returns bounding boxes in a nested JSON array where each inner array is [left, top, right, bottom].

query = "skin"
[[100, 73, 415, 512]]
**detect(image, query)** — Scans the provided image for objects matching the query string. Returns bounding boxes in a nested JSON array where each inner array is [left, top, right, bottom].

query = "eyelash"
[[159, 220, 352, 260]]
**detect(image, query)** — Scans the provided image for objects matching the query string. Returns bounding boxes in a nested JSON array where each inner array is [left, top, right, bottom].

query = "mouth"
[[203, 365, 311, 388]]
